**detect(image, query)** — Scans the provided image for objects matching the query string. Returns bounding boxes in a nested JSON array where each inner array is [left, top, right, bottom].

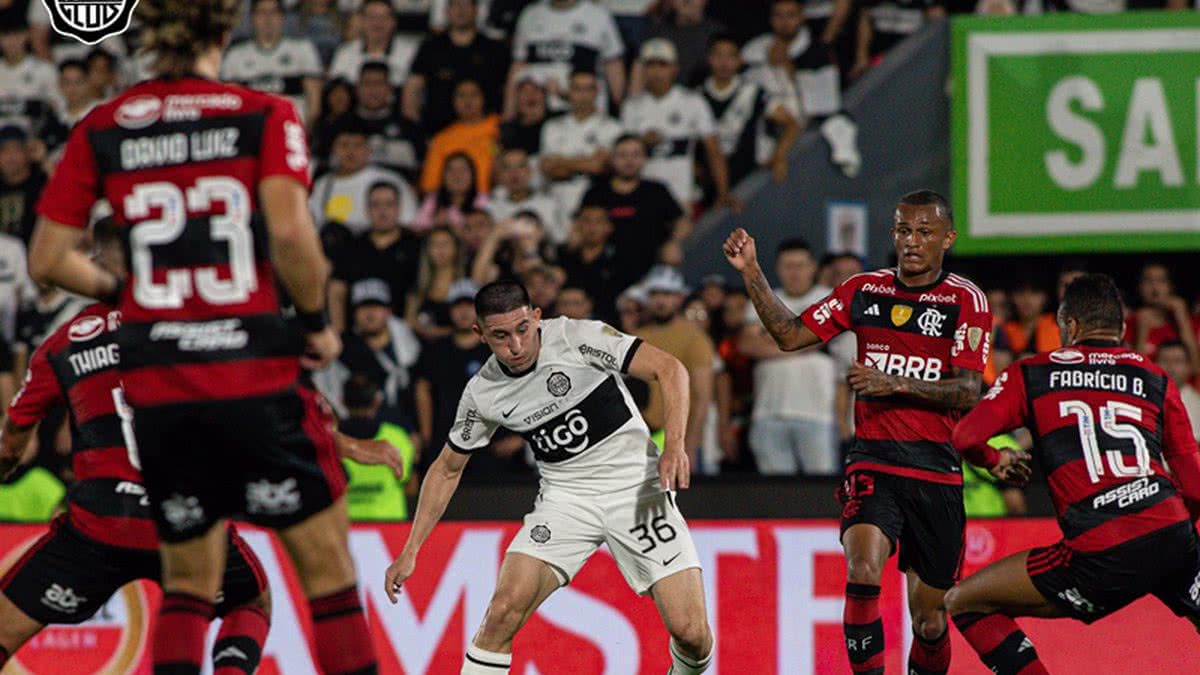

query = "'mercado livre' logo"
[[41, 0, 138, 45]]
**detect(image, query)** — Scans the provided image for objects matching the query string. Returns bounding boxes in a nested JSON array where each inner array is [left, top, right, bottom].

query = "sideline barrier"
[[1, 519, 1194, 674]]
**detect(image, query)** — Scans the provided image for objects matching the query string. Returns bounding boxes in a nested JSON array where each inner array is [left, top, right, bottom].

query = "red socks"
[[213, 605, 270, 674], [953, 612, 1049, 675], [843, 583, 884, 675], [153, 592, 215, 675], [309, 585, 378, 675], [908, 628, 951, 675]]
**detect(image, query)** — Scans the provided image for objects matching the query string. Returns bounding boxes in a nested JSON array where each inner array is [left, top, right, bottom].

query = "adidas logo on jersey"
[[1018, 637, 1034, 653], [864, 304, 880, 316]]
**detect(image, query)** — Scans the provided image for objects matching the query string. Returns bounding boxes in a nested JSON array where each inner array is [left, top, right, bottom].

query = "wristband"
[[296, 308, 329, 333]]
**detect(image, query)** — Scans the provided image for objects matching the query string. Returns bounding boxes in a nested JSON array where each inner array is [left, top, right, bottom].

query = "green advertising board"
[[952, 12, 1200, 254]]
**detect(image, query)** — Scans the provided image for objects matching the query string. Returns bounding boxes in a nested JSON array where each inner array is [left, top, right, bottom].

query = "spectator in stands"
[[354, 62, 426, 184], [85, 48, 122, 100], [311, 78, 356, 164], [743, 0, 859, 178], [521, 263, 564, 315], [310, 124, 411, 235], [506, 0, 626, 115], [984, 287, 1013, 386], [289, 0, 344, 66], [56, 60, 97, 128], [471, 212, 551, 285], [717, 288, 753, 462], [340, 375, 414, 521], [617, 283, 647, 334], [221, 0, 323, 122], [406, 228, 467, 340], [636, 0, 726, 89], [329, 0, 419, 85], [413, 279, 490, 472], [739, 239, 838, 476], [1128, 262, 1200, 366], [0, 23, 57, 109], [698, 275, 727, 320], [539, 70, 623, 221], [0, 126, 45, 243], [582, 134, 690, 282], [489, 147, 564, 243], [853, 0, 945, 76], [404, 0, 509, 134], [1055, 261, 1087, 303], [413, 152, 490, 230], [1157, 341, 1200, 443], [480, 0, 534, 42], [622, 38, 731, 210], [1003, 278, 1059, 357], [702, 33, 799, 185], [456, 207, 495, 266], [329, 182, 422, 332], [14, 283, 87, 376], [557, 204, 634, 325], [554, 286, 594, 320], [499, 74, 548, 159], [823, 251, 863, 287], [420, 79, 500, 195], [635, 265, 715, 464], [0, 229, 29, 343], [338, 279, 422, 424]]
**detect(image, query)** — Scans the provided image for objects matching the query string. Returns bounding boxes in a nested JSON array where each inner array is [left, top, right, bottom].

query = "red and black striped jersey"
[[954, 342, 1200, 553], [36, 77, 312, 408], [800, 268, 992, 483], [7, 304, 157, 550]]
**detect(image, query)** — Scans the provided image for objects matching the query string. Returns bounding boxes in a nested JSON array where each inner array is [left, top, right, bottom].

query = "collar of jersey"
[[891, 268, 949, 294]]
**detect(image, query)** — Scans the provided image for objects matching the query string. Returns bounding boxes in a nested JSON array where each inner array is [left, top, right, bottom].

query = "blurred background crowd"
[[0, 0, 1196, 521]]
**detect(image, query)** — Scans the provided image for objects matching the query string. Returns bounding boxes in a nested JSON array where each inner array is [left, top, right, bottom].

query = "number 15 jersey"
[[36, 77, 311, 408]]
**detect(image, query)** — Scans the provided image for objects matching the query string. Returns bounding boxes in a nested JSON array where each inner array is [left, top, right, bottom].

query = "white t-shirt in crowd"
[[539, 111, 623, 217], [0, 234, 30, 342], [742, 28, 841, 120], [487, 188, 567, 244], [328, 34, 421, 86], [512, 0, 624, 109], [744, 285, 837, 423], [621, 84, 715, 207], [309, 165, 418, 234], [0, 55, 60, 110], [220, 37, 323, 122]]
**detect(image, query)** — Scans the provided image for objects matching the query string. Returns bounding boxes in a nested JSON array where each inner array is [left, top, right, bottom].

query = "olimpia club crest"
[[41, 0, 139, 45]]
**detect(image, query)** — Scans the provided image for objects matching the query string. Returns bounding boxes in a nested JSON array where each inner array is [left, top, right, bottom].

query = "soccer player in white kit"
[[385, 279, 713, 675]]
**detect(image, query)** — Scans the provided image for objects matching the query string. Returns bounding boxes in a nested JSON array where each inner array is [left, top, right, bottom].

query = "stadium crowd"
[[0, 0, 1197, 520]]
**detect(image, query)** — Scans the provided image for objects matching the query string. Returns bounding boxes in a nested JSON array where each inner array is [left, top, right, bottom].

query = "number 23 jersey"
[[449, 317, 659, 496], [36, 77, 312, 408]]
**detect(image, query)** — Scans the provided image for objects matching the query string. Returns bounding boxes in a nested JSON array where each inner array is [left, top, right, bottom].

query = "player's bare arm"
[[0, 418, 35, 481], [385, 445, 470, 602], [337, 432, 406, 480], [28, 220, 120, 301], [626, 341, 692, 490], [849, 362, 983, 411], [723, 228, 822, 352]]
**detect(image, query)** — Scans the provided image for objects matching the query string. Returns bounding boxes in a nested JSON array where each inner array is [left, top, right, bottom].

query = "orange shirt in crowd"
[[1002, 314, 1061, 355], [419, 115, 501, 194]]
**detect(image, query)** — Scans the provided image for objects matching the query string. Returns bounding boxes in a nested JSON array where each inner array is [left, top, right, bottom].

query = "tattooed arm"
[[724, 228, 823, 352], [847, 363, 983, 411]]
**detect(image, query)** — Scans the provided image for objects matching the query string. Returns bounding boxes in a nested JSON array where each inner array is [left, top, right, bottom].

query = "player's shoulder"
[[741, 34, 772, 63], [941, 272, 988, 312], [838, 268, 893, 292], [42, 303, 115, 354]]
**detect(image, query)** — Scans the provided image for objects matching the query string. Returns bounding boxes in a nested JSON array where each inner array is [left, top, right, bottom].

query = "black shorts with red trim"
[[0, 516, 266, 625], [837, 469, 965, 590], [1028, 521, 1200, 624], [135, 387, 347, 543]]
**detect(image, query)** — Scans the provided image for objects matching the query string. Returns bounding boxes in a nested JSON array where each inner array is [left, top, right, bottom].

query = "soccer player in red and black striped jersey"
[[23, 1, 376, 674], [725, 190, 992, 675], [947, 273, 1200, 675]]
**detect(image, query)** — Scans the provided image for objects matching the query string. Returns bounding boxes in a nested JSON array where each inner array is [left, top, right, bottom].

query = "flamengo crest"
[[41, 0, 138, 45]]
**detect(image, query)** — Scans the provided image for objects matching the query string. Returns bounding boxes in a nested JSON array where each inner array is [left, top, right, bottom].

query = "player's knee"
[[668, 615, 712, 656], [479, 593, 527, 640], [288, 530, 355, 592], [911, 609, 947, 641], [845, 555, 884, 585]]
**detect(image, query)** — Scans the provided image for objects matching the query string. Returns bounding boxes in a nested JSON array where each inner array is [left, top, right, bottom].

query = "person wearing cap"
[[340, 375, 416, 522], [634, 0, 727, 91], [0, 125, 46, 243], [634, 266, 716, 465], [539, 69, 623, 219], [621, 38, 733, 211], [412, 279, 490, 472]]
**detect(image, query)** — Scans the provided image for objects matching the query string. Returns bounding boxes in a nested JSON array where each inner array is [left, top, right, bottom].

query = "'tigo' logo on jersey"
[[811, 297, 843, 325], [530, 409, 590, 458], [865, 352, 943, 381]]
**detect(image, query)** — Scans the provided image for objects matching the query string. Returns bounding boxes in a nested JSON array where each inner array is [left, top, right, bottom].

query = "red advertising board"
[[0, 519, 1194, 674]]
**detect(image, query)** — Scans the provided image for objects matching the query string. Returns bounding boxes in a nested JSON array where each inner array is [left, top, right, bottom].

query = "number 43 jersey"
[[449, 317, 660, 496], [37, 77, 312, 408], [956, 342, 1200, 553]]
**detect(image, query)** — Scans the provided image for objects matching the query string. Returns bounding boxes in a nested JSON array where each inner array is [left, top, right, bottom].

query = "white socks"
[[668, 638, 713, 674], [461, 644, 511, 674]]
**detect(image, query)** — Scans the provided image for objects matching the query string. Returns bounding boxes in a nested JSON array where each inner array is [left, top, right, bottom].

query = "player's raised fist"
[[723, 228, 758, 272]]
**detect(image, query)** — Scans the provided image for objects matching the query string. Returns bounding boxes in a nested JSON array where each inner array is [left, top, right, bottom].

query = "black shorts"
[[135, 388, 347, 543], [0, 516, 266, 625], [1028, 521, 1200, 624], [837, 470, 965, 590]]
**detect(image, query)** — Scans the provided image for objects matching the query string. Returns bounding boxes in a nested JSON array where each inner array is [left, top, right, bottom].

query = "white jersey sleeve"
[[690, 92, 716, 137], [447, 385, 499, 453], [561, 319, 643, 373], [596, 7, 625, 62]]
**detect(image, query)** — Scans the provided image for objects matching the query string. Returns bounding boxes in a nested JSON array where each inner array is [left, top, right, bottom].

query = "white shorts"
[[506, 482, 701, 595]]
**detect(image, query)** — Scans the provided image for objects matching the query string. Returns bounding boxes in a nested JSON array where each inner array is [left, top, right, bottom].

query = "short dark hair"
[[776, 238, 811, 260], [898, 190, 954, 229], [1059, 273, 1124, 335], [361, 0, 393, 12], [359, 60, 390, 80], [613, 133, 647, 152], [1158, 339, 1188, 356], [343, 374, 381, 410], [85, 48, 116, 68], [708, 33, 739, 52], [331, 119, 368, 141], [475, 279, 532, 319], [251, 0, 282, 11], [367, 181, 400, 201], [58, 59, 87, 76]]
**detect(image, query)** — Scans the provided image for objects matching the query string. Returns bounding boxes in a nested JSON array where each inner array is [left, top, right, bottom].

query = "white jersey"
[[743, 29, 841, 119], [512, 1, 623, 110], [539, 111, 622, 216], [328, 35, 420, 86], [449, 317, 657, 495], [620, 85, 714, 207], [487, 189, 567, 244], [220, 38, 322, 122], [0, 55, 60, 111]]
